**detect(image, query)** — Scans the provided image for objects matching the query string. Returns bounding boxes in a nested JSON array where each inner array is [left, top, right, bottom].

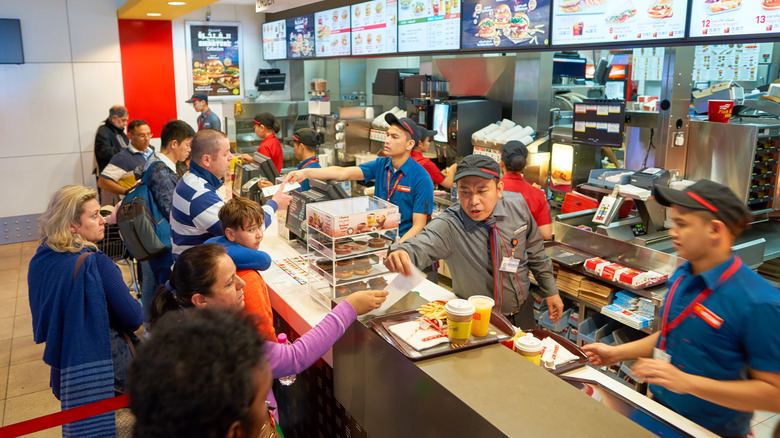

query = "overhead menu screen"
[[461, 0, 550, 49], [287, 15, 315, 59], [351, 0, 398, 55], [315, 7, 351, 57], [398, 0, 461, 52], [551, 0, 686, 45], [689, 0, 780, 38], [262, 20, 287, 60]]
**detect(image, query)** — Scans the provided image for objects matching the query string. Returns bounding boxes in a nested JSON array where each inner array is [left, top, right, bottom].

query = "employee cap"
[[654, 179, 752, 236], [500, 140, 529, 165], [385, 113, 421, 143], [253, 112, 276, 128], [293, 128, 320, 148], [418, 124, 437, 141], [186, 92, 208, 104], [453, 154, 501, 182]]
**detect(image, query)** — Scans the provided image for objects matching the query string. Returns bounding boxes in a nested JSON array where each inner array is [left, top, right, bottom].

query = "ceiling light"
[[168, 1, 186, 5], [147, 12, 162, 16]]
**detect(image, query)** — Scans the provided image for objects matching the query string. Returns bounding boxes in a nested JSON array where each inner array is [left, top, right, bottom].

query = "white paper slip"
[[388, 320, 449, 351], [261, 182, 301, 198], [370, 265, 426, 315]]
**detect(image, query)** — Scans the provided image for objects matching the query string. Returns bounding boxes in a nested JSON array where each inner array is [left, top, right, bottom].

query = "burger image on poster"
[[559, 0, 582, 13]]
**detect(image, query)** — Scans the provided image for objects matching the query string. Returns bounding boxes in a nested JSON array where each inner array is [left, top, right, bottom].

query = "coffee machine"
[[431, 100, 502, 157]]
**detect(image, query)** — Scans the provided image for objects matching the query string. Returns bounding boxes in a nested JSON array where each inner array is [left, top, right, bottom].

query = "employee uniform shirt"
[[500, 173, 551, 227], [650, 255, 780, 437], [100, 145, 153, 189], [257, 133, 283, 173], [198, 109, 221, 131], [358, 156, 434, 237], [297, 156, 321, 191], [391, 192, 558, 314], [410, 150, 444, 186]]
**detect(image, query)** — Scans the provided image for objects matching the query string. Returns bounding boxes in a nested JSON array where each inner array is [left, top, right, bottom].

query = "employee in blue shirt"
[[291, 128, 322, 191], [583, 179, 780, 438], [284, 114, 434, 241]]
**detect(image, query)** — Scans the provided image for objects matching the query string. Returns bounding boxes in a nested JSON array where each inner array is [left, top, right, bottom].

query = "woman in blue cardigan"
[[28, 185, 142, 437]]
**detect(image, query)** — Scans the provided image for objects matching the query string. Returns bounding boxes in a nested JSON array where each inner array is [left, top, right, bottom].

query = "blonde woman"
[[28, 185, 142, 436]]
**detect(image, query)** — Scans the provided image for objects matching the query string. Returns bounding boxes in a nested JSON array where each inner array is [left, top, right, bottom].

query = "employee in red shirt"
[[499, 141, 552, 240], [410, 126, 456, 189], [242, 112, 283, 173]]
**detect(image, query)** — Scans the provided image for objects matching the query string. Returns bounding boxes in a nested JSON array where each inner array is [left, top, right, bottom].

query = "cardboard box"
[[599, 263, 628, 281], [584, 257, 611, 272]]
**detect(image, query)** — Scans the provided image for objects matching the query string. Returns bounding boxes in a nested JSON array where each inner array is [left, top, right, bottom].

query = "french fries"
[[417, 300, 447, 321]]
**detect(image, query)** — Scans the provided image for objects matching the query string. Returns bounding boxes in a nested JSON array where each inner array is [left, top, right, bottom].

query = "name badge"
[[693, 303, 723, 329], [499, 257, 520, 273], [514, 225, 528, 235], [397, 186, 411, 193], [653, 348, 672, 363]]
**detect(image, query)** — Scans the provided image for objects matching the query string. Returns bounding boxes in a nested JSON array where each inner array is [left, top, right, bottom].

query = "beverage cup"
[[514, 334, 542, 366], [367, 212, 376, 227], [445, 299, 475, 344], [708, 100, 734, 123], [468, 295, 494, 337], [433, 2, 439, 15]]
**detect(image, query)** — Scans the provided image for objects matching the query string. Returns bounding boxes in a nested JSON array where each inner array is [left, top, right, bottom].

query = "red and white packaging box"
[[617, 269, 650, 288], [584, 257, 611, 273], [600, 263, 628, 281]]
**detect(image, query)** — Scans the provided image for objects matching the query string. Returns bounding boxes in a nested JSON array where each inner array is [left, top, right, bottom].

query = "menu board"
[[631, 47, 665, 81], [693, 44, 760, 82], [186, 22, 242, 99], [461, 0, 549, 49], [351, 0, 398, 55], [690, 0, 780, 38], [315, 7, 352, 57], [398, 0, 461, 52], [262, 20, 287, 60], [551, 0, 686, 45], [287, 15, 315, 59]]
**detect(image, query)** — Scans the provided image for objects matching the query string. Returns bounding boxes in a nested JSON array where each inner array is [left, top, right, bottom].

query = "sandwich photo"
[[709, 0, 741, 12], [606, 2, 637, 22], [494, 4, 512, 25], [192, 66, 211, 86], [476, 17, 496, 38], [509, 12, 530, 38], [559, 0, 582, 12], [647, 0, 673, 17], [205, 59, 225, 78]]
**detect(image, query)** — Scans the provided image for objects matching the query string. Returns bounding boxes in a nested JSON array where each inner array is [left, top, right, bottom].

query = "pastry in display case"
[[306, 197, 399, 308]]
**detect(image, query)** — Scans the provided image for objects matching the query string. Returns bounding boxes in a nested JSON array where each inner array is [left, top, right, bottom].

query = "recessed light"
[[147, 12, 162, 16], [168, 1, 186, 5]]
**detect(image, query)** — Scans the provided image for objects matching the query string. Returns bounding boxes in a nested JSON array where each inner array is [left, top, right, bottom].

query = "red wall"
[[118, 20, 177, 138]]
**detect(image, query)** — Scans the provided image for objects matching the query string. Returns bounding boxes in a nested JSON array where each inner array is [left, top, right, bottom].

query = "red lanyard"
[[198, 109, 211, 130], [386, 169, 403, 200], [300, 157, 318, 169], [659, 257, 741, 351]]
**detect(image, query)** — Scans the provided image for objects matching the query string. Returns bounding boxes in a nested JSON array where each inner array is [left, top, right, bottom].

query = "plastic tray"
[[523, 329, 589, 375], [544, 242, 598, 267], [577, 315, 620, 344], [370, 309, 515, 361]]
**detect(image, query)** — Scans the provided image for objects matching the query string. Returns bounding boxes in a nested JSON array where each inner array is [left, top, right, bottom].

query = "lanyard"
[[300, 157, 318, 169], [198, 109, 211, 130], [659, 256, 741, 351], [386, 169, 404, 200]]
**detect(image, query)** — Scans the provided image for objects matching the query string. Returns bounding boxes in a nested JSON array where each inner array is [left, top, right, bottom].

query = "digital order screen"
[[262, 19, 287, 60], [351, 0, 399, 55], [461, 0, 550, 49], [398, 0, 462, 52]]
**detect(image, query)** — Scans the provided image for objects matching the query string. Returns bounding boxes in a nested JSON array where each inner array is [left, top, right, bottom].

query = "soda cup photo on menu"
[[468, 295, 494, 337], [708, 100, 734, 123], [445, 299, 475, 344]]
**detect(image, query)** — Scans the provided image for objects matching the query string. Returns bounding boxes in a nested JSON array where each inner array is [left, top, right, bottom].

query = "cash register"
[[233, 153, 280, 203], [285, 179, 350, 242]]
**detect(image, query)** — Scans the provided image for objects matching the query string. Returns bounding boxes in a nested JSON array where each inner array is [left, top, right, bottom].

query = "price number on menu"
[[757, 15, 766, 23], [609, 27, 613, 33], [702, 19, 710, 27]]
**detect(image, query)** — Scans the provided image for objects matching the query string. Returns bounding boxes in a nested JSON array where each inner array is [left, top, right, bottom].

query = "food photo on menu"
[[287, 15, 314, 59], [461, 0, 550, 48], [689, 0, 780, 37], [315, 7, 351, 57], [352, 0, 397, 55]]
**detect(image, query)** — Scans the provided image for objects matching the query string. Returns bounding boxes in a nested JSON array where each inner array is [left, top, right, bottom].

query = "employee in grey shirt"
[[385, 155, 564, 328]]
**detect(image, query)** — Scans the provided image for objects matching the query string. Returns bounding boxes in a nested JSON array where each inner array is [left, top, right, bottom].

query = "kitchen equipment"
[[432, 100, 502, 157]]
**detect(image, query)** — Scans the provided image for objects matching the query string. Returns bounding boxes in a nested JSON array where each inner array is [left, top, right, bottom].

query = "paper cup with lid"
[[514, 334, 542, 366], [445, 299, 475, 344]]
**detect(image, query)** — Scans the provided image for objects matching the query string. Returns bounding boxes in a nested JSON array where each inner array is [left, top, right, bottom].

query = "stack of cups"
[[445, 299, 476, 344], [468, 295, 495, 337]]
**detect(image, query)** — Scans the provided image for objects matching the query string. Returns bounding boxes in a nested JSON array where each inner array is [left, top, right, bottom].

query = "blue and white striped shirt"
[[170, 161, 276, 257]]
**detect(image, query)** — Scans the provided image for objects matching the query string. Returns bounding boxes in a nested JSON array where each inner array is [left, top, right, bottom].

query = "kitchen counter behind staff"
[[384, 154, 564, 328]]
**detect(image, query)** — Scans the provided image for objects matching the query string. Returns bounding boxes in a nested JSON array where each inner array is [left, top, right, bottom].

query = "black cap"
[[454, 154, 501, 182], [385, 113, 421, 143], [293, 128, 320, 148], [418, 124, 437, 141], [500, 140, 528, 165], [186, 92, 208, 104], [654, 179, 752, 235], [253, 112, 276, 128]]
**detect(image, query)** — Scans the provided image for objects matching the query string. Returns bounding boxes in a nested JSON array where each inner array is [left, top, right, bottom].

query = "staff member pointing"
[[384, 154, 564, 328], [583, 180, 780, 437], [285, 114, 434, 242]]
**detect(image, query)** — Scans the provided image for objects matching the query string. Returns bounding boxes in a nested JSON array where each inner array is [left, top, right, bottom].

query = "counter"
[[258, 219, 717, 437]]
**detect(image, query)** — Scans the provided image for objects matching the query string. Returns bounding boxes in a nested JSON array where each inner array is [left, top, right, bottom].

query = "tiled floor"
[[0, 241, 778, 437]]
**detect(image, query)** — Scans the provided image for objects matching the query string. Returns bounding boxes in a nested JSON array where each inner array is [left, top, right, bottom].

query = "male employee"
[[291, 128, 322, 191], [186, 92, 221, 131], [285, 114, 434, 242], [384, 155, 564, 328], [98, 119, 154, 200], [411, 125, 457, 190], [583, 180, 780, 437]]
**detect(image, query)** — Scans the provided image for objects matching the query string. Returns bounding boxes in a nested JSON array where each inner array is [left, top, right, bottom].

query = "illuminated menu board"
[[551, 0, 686, 45], [287, 14, 315, 59], [398, 0, 461, 52], [315, 7, 351, 57], [690, 0, 780, 38], [262, 20, 287, 60], [461, 0, 549, 49], [351, 0, 398, 55]]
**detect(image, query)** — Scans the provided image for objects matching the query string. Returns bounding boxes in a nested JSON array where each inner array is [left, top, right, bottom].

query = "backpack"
[[116, 162, 171, 261]]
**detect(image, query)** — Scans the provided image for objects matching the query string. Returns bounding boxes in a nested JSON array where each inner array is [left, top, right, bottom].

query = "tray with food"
[[308, 234, 392, 260], [370, 300, 514, 361], [310, 254, 389, 285], [544, 242, 598, 267], [502, 329, 588, 375]]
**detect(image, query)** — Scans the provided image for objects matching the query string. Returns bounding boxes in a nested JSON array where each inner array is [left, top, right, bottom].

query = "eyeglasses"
[[133, 133, 154, 139]]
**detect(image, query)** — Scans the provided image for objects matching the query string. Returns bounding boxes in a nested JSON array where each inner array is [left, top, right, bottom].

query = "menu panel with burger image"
[[351, 0, 398, 55], [287, 14, 315, 59], [461, 0, 550, 48], [689, 0, 780, 37], [189, 24, 241, 96], [551, 0, 686, 44], [315, 7, 351, 57]]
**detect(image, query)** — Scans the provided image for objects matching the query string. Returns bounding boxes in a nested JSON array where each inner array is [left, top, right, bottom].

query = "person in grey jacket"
[[385, 154, 564, 329]]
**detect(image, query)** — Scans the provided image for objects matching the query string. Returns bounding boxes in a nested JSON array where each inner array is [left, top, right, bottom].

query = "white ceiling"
[[216, 0, 325, 13]]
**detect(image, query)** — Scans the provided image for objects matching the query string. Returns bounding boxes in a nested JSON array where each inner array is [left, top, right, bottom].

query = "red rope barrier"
[[0, 395, 129, 437]]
